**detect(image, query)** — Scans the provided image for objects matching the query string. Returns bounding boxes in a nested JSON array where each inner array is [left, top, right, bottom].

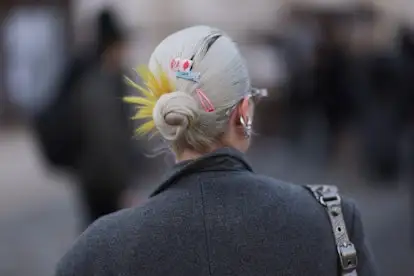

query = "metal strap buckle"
[[310, 185, 341, 206], [338, 242, 358, 271], [320, 192, 341, 206]]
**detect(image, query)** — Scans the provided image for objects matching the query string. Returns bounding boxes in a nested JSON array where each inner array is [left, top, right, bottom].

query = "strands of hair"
[[123, 64, 175, 136]]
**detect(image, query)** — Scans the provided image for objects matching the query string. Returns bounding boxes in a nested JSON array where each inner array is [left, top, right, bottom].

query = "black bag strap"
[[305, 185, 358, 276]]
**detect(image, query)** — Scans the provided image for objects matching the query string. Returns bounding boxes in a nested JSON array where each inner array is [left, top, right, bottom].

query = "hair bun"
[[153, 91, 199, 141]]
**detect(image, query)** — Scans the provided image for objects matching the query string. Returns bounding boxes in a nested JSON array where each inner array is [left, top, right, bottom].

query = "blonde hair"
[[124, 26, 251, 154]]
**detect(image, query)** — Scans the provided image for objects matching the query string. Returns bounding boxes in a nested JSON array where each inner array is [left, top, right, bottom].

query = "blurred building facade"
[[0, 0, 71, 126], [1, 0, 414, 125]]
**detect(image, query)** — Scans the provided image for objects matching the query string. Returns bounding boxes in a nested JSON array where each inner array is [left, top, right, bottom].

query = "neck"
[[175, 143, 245, 163], [176, 150, 204, 163], [176, 145, 223, 163]]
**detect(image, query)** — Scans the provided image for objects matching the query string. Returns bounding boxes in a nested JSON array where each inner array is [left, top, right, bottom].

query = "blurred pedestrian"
[[73, 9, 135, 225], [55, 26, 376, 276], [34, 9, 134, 227], [313, 27, 353, 160], [398, 25, 414, 248]]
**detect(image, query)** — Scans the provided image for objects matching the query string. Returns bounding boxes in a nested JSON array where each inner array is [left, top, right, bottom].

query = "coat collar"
[[150, 147, 253, 197]]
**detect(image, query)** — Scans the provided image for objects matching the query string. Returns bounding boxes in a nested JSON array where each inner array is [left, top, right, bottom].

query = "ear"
[[238, 97, 250, 123], [229, 97, 251, 129]]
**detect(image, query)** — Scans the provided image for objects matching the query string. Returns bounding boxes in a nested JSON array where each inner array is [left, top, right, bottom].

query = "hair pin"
[[176, 71, 200, 83], [196, 89, 215, 112], [171, 57, 200, 83], [170, 58, 193, 73]]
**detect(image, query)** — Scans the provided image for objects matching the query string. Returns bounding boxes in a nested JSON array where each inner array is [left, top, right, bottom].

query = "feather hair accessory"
[[123, 64, 175, 136]]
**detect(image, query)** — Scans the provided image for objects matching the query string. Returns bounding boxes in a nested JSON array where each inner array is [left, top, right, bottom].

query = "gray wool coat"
[[55, 147, 377, 276]]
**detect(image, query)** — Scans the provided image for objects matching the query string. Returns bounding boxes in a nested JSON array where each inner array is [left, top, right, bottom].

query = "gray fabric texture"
[[55, 147, 377, 276]]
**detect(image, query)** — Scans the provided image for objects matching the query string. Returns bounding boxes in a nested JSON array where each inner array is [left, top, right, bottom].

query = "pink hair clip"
[[170, 58, 193, 72], [196, 89, 215, 112]]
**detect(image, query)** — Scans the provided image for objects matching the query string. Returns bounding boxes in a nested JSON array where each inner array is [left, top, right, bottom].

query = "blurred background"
[[0, 0, 413, 275]]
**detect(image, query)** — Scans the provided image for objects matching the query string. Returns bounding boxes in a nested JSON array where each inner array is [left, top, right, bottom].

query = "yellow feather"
[[158, 66, 175, 93], [135, 120, 155, 135], [124, 76, 155, 100], [123, 96, 155, 107], [132, 108, 153, 120], [124, 64, 175, 136], [137, 66, 161, 96]]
